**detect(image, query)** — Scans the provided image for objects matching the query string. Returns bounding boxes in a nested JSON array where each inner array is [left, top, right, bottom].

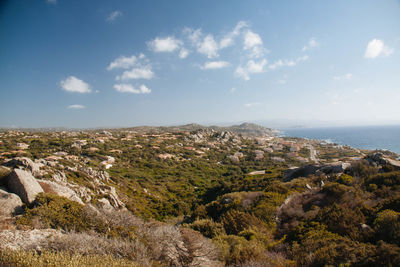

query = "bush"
[[17, 193, 107, 233], [337, 174, 354, 185], [348, 160, 379, 179], [221, 210, 264, 235], [252, 192, 286, 229], [215, 235, 266, 265], [289, 222, 374, 266], [189, 219, 225, 238], [316, 203, 365, 240], [365, 171, 400, 190], [374, 209, 400, 245]]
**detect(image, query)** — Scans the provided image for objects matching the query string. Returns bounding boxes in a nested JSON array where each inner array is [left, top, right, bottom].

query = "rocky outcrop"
[[0, 188, 23, 217], [51, 171, 92, 203], [227, 155, 240, 163], [79, 167, 110, 183], [37, 180, 83, 204], [97, 186, 125, 209], [366, 152, 400, 170], [97, 198, 114, 211], [3, 157, 44, 176], [6, 169, 44, 204], [50, 170, 123, 208], [284, 162, 351, 181], [0, 229, 62, 251]]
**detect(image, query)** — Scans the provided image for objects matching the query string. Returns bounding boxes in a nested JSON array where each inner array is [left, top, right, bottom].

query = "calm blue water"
[[282, 125, 400, 154]]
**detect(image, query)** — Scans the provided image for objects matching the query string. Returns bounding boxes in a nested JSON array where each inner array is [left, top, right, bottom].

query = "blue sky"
[[1, 0, 400, 128]]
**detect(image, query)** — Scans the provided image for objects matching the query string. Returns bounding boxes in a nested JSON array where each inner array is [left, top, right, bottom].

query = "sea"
[[281, 125, 400, 154]]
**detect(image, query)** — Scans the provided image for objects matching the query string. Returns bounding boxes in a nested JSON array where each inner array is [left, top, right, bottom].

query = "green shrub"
[[289, 222, 374, 266], [374, 209, 400, 245], [365, 171, 400, 190], [17, 193, 107, 233], [316, 203, 365, 240], [221, 210, 264, 235], [337, 174, 354, 185], [189, 219, 225, 238], [215, 235, 266, 265], [348, 160, 379, 179]]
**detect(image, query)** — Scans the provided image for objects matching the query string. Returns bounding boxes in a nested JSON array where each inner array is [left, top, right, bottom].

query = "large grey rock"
[[6, 169, 44, 204], [367, 152, 400, 169], [37, 180, 83, 204], [4, 157, 43, 176], [284, 162, 351, 181], [0, 187, 23, 217], [284, 165, 319, 181]]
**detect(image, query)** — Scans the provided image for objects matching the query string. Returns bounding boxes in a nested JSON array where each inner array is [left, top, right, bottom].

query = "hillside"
[[1, 124, 400, 266]]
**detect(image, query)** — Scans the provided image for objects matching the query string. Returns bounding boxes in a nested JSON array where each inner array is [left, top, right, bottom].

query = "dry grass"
[[43, 232, 151, 266], [0, 249, 139, 267]]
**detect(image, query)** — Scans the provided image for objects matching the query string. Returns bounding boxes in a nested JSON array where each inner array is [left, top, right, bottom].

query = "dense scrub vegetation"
[[2, 128, 400, 266]]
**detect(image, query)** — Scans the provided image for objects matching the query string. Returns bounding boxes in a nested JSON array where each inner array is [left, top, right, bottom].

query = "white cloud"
[[109, 54, 154, 81], [201, 61, 230, 70], [365, 39, 393, 58], [148, 36, 182, 52], [244, 102, 260, 107], [183, 22, 262, 59], [139, 85, 151, 94], [230, 87, 237, 93], [183, 28, 201, 43], [243, 30, 265, 58], [106, 11, 122, 22], [269, 55, 308, 70], [60, 76, 91, 93], [116, 65, 154, 80], [198, 34, 219, 58], [249, 46, 266, 58], [185, 29, 222, 58], [244, 30, 262, 50], [333, 73, 353, 80], [220, 21, 248, 48], [179, 48, 189, 59], [107, 55, 138, 70], [46, 0, 57, 4], [67, 104, 86, 109], [114, 84, 151, 94], [302, 37, 319, 51], [235, 59, 267, 80], [247, 59, 267, 73]]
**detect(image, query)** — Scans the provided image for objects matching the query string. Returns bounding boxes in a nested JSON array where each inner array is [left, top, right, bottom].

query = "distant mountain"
[[124, 122, 279, 136], [1, 122, 279, 137]]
